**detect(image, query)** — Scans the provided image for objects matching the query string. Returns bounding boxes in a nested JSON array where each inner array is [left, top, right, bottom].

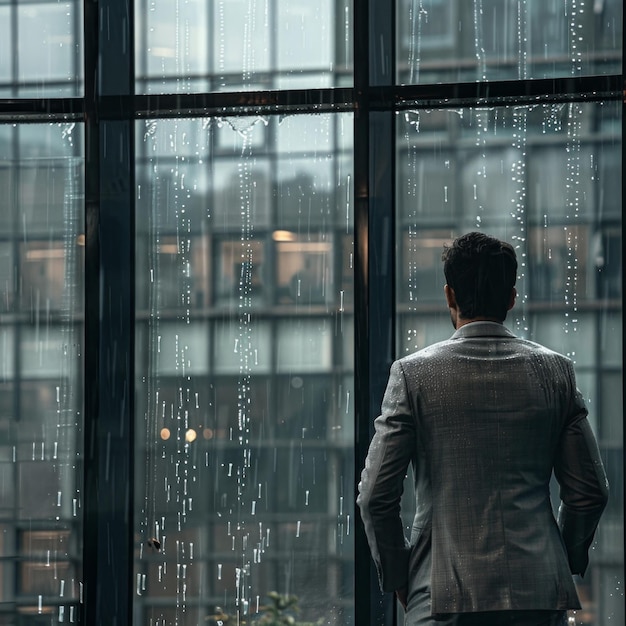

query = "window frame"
[[0, 0, 622, 624]]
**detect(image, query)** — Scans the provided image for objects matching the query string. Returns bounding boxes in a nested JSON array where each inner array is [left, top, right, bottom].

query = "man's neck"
[[455, 317, 503, 329]]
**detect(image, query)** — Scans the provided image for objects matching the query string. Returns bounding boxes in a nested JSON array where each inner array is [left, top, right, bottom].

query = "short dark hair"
[[442, 232, 517, 321]]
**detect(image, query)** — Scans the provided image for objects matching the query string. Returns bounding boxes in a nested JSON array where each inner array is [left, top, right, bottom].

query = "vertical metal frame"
[[354, 0, 397, 624], [621, 14, 626, 626], [83, 0, 135, 622]]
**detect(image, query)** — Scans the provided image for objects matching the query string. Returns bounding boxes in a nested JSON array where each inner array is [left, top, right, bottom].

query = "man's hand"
[[395, 586, 408, 610]]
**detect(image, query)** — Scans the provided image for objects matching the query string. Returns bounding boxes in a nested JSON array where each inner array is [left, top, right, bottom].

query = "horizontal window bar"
[[0, 75, 621, 121]]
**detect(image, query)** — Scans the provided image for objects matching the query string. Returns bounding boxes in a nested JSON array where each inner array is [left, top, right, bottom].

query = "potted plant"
[[252, 592, 324, 626], [206, 592, 324, 626]]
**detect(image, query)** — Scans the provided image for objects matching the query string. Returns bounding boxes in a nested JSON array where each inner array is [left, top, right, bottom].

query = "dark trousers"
[[404, 594, 568, 626]]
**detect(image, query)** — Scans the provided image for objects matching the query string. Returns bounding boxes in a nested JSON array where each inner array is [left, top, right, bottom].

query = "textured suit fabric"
[[357, 321, 608, 619], [404, 600, 567, 626]]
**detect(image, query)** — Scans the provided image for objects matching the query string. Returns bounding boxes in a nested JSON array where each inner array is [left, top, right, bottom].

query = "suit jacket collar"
[[451, 321, 517, 340]]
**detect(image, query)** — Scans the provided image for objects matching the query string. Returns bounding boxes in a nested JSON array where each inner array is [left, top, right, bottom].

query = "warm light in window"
[[151, 47, 176, 58], [276, 242, 331, 252], [158, 244, 179, 254], [160, 428, 171, 440], [185, 429, 197, 443], [272, 230, 296, 242], [203, 428, 214, 440], [25, 248, 65, 260]]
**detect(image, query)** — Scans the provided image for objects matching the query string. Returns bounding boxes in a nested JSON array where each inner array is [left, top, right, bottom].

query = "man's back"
[[358, 321, 608, 616], [401, 322, 596, 613]]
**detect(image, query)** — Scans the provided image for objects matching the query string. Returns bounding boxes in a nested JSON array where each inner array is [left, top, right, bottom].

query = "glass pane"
[[397, 0, 622, 84], [0, 124, 84, 620], [396, 102, 623, 624], [5, 0, 84, 97], [0, 7, 10, 95], [134, 114, 354, 625], [135, 0, 353, 93]]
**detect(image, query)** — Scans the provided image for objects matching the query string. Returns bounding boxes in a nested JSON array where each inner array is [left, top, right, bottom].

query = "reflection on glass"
[[0, 124, 83, 618], [397, 102, 623, 625], [135, 114, 354, 625], [397, 0, 622, 84]]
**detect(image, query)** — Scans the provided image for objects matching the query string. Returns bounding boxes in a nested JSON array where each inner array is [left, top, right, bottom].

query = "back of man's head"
[[442, 232, 518, 321]]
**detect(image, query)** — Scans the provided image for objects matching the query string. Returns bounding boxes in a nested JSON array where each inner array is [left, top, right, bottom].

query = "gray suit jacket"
[[357, 322, 608, 616]]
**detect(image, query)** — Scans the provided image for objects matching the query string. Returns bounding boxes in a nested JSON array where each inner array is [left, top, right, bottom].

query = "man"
[[357, 232, 609, 626]]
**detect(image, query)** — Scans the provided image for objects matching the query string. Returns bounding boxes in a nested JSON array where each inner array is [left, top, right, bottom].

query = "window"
[[0, 0, 622, 625], [0, 124, 83, 621], [134, 113, 353, 625]]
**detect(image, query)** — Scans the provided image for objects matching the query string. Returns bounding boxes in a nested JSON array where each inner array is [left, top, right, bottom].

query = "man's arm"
[[357, 360, 415, 593], [555, 365, 609, 577]]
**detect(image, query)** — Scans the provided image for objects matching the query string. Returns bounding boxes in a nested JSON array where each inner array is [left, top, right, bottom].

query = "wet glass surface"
[[134, 114, 354, 625], [0, 123, 84, 621], [396, 102, 623, 625], [397, 0, 622, 84], [134, 0, 353, 94], [0, 0, 84, 98]]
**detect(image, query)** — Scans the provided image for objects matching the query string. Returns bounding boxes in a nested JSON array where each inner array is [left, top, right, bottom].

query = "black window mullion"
[[83, 0, 135, 623], [354, 1, 397, 626]]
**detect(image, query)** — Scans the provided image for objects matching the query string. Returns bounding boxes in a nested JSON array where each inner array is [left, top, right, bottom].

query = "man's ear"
[[508, 287, 517, 311], [444, 284, 456, 309]]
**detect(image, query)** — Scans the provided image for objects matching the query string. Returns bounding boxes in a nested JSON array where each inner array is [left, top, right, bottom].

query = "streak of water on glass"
[[407, 0, 427, 83], [509, 105, 530, 334], [473, 0, 487, 80], [562, 101, 583, 347], [219, 116, 269, 139], [139, 120, 202, 625], [344, 4, 350, 62], [516, 0, 529, 80]]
